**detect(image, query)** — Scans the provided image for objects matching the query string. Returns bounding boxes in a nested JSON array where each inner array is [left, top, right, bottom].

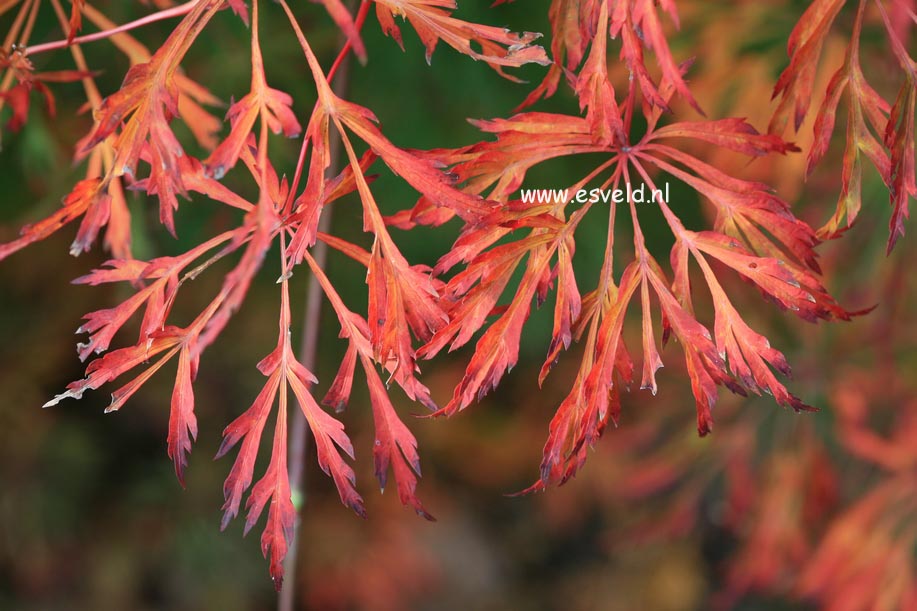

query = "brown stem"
[[280, 2, 360, 609]]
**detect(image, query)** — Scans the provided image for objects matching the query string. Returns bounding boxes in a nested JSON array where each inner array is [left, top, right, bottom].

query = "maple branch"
[[24, 0, 200, 56], [280, 2, 363, 608], [47, 0, 102, 107], [0, 0, 39, 118]]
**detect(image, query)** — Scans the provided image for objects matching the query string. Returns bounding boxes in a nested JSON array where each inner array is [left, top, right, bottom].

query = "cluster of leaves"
[[769, 0, 916, 253], [566, 244, 917, 610], [0, 0, 913, 592]]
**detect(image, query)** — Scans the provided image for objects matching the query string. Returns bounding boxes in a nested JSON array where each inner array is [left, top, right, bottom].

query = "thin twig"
[[280, 1, 362, 609], [25, 0, 200, 56]]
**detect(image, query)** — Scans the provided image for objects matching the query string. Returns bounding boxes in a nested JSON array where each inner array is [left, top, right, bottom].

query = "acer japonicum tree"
[[0, 0, 913, 603]]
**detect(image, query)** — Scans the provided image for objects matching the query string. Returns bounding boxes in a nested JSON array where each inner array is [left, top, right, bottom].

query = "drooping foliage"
[[0, 0, 913, 595]]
